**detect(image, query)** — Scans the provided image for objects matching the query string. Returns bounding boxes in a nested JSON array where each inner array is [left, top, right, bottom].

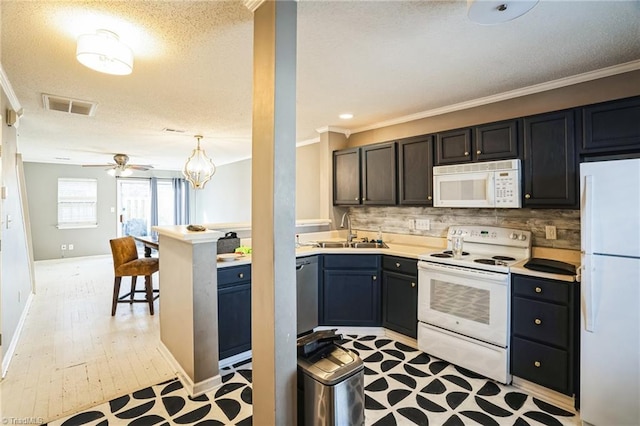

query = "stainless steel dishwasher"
[[296, 256, 319, 335]]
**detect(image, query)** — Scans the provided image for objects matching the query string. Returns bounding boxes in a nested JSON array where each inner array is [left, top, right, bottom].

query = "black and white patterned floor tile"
[[45, 358, 253, 426], [45, 336, 578, 425], [338, 335, 577, 426]]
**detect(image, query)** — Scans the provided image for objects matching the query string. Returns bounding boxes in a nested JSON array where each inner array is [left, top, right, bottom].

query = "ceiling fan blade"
[[82, 163, 116, 168], [128, 165, 154, 170]]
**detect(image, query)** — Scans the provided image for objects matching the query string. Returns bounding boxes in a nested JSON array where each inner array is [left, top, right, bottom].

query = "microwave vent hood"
[[433, 159, 520, 175], [433, 159, 521, 208]]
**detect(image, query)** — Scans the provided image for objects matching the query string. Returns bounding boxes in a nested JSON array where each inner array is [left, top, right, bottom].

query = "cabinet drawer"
[[382, 256, 417, 275], [513, 297, 569, 348], [511, 337, 569, 395], [218, 265, 251, 286], [512, 274, 569, 304], [323, 254, 379, 269]]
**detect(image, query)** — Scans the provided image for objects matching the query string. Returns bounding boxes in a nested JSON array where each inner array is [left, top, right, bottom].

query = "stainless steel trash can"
[[297, 334, 364, 426]]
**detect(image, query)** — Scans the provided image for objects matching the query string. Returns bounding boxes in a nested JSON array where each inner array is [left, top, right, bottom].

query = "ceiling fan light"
[[120, 168, 133, 177], [76, 29, 133, 76], [107, 168, 117, 176], [183, 135, 216, 189]]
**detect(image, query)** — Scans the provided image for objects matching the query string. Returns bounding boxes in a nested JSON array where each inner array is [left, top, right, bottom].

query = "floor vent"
[[42, 94, 98, 116]]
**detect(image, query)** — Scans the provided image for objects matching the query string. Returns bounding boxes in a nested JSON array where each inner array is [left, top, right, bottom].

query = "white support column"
[[250, 1, 298, 424]]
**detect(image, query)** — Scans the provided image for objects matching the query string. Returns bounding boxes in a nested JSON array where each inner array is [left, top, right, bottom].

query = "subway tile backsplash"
[[347, 206, 580, 250]]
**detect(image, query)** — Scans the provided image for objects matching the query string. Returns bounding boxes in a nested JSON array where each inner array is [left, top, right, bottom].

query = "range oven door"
[[418, 261, 509, 347]]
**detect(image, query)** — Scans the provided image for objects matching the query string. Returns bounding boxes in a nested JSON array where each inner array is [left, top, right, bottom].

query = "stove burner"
[[443, 250, 469, 256], [431, 253, 453, 258], [474, 258, 500, 265], [492, 255, 515, 261]]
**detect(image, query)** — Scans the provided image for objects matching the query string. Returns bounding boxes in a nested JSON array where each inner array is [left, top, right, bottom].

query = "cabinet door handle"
[[476, 150, 481, 155], [525, 194, 531, 199], [395, 262, 401, 268], [355, 197, 359, 201], [427, 196, 432, 201], [238, 273, 244, 279], [534, 318, 542, 325], [411, 282, 416, 288], [372, 275, 377, 280], [534, 361, 541, 368], [464, 151, 469, 156], [535, 287, 542, 293], [363, 197, 366, 201]]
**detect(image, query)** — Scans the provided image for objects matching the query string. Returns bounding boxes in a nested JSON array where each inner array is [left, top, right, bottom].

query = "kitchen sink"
[[350, 242, 389, 249], [314, 241, 349, 248], [312, 241, 389, 249]]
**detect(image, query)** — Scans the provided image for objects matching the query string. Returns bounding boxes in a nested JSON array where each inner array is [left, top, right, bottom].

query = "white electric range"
[[417, 225, 532, 384]]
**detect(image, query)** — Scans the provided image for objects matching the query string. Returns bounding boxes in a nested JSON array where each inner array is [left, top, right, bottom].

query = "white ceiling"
[[2, 1, 640, 171]]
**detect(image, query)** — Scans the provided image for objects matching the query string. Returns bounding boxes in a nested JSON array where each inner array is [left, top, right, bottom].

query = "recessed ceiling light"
[[339, 113, 354, 120]]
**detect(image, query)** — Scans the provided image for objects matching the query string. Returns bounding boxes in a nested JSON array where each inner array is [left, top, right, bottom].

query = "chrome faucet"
[[340, 212, 357, 243]]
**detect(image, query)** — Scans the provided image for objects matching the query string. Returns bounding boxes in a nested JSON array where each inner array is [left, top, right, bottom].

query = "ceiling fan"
[[82, 153, 153, 176]]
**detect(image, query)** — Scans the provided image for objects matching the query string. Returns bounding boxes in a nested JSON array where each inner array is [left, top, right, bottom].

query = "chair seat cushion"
[[115, 258, 159, 277]]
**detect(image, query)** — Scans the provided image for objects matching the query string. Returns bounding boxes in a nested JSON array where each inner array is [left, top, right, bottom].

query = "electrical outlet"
[[68, 244, 74, 250], [61, 244, 67, 250], [545, 225, 557, 240], [415, 219, 430, 231]]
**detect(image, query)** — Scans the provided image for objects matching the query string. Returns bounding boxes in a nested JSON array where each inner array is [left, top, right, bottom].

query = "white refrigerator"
[[580, 158, 640, 426]]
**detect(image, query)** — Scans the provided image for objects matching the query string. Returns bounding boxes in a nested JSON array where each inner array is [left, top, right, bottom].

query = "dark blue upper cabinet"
[[523, 110, 577, 208], [581, 96, 640, 154]]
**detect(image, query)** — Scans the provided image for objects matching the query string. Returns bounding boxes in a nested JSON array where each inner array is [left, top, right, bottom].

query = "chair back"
[[110, 236, 139, 271]]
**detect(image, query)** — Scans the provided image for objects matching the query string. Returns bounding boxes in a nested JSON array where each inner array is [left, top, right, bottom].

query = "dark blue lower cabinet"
[[382, 270, 418, 338], [321, 269, 381, 326], [218, 281, 251, 360]]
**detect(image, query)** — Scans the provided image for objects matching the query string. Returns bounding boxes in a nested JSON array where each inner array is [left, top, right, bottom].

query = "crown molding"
[[0, 63, 22, 112], [352, 59, 640, 134], [296, 136, 320, 147], [243, 0, 266, 13], [315, 126, 351, 138]]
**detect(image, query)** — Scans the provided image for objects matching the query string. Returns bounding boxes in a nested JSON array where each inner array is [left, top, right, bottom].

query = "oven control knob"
[[518, 234, 527, 241], [509, 233, 517, 240], [457, 230, 464, 235]]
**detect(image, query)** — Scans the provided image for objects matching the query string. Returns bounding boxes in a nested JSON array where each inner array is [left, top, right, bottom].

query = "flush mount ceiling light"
[[339, 113, 354, 120], [183, 135, 216, 189], [76, 29, 133, 75], [467, 0, 539, 25]]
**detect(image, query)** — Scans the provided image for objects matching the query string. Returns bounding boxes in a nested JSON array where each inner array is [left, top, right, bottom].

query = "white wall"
[[196, 158, 252, 224], [1, 91, 33, 365], [195, 142, 321, 224], [295, 143, 320, 219]]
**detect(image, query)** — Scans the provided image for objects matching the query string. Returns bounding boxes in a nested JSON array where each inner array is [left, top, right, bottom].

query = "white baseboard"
[[219, 350, 252, 369], [2, 292, 34, 378], [512, 376, 577, 414], [314, 325, 386, 336], [383, 329, 418, 349], [158, 341, 221, 397]]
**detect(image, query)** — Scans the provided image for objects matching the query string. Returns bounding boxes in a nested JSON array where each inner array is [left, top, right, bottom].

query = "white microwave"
[[433, 159, 521, 208]]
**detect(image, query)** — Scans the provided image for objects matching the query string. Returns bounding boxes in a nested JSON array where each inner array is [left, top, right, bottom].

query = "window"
[[57, 178, 98, 228]]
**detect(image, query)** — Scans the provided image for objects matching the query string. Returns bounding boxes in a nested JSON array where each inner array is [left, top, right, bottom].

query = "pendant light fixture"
[[76, 29, 134, 75], [183, 135, 216, 189]]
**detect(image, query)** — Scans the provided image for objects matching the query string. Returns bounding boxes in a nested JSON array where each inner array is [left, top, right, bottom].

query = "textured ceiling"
[[2, 1, 640, 171]]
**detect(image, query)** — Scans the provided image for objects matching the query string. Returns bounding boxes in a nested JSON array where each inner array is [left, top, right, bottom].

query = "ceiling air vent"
[[42, 94, 98, 116]]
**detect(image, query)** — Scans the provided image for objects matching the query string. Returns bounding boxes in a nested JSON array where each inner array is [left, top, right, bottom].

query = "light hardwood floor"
[[0, 255, 175, 423]]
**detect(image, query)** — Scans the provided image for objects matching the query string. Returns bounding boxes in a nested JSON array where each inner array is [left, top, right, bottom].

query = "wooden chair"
[[109, 236, 159, 315]]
